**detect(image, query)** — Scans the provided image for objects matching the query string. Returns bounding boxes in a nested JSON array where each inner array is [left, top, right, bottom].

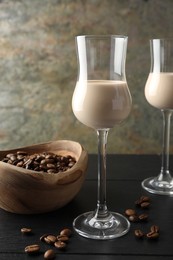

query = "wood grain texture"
[[0, 140, 88, 214], [0, 155, 172, 259]]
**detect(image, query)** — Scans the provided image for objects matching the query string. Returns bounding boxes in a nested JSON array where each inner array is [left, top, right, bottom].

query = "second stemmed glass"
[[72, 35, 132, 240], [142, 38, 173, 195]]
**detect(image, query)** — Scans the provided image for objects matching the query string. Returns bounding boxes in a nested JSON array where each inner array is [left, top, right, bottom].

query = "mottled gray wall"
[[0, 0, 173, 154]]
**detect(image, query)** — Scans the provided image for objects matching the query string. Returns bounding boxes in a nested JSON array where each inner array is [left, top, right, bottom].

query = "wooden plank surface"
[[0, 154, 173, 259]]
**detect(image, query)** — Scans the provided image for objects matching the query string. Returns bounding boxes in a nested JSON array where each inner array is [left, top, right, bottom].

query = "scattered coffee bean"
[[54, 240, 66, 249], [44, 249, 56, 259], [150, 225, 159, 233], [21, 227, 32, 234], [146, 231, 159, 239], [125, 209, 136, 216], [44, 235, 57, 244], [57, 234, 69, 242], [60, 228, 72, 237], [125, 195, 161, 242], [40, 234, 49, 242], [140, 202, 150, 209], [135, 196, 150, 207], [1, 151, 76, 174], [140, 196, 150, 202], [134, 229, 144, 238], [138, 213, 148, 222], [25, 244, 40, 254], [129, 215, 139, 222]]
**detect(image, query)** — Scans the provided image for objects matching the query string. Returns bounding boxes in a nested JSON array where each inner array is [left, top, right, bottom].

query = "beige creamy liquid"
[[72, 80, 132, 129], [145, 73, 173, 109]]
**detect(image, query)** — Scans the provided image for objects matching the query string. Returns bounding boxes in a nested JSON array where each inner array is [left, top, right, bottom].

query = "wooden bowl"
[[0, 140, 88, 214]]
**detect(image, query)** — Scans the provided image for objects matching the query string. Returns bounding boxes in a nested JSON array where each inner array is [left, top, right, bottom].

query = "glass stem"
[[95, 129, 109, 219], [159, 109, 172, 181]]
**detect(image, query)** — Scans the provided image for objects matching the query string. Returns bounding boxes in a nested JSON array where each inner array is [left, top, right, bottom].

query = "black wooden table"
[[0, 154, 173, 259]]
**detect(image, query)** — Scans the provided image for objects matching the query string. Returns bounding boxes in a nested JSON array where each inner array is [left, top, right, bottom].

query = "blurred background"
[[0, 0, 173, 154]]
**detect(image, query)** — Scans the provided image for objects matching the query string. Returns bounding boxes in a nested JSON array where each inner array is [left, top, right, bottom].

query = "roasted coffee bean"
[[54, 240, 66, 249], [45, 154, 54, 159], [146, 231, 159, 239], [60, 228, 72, 237], [46, 163, 56, 169], [41, 159, 47, 165], [10, 155, 17, 161], [25, 244, 40, 254], [68, 161, 75, 167], [129, 215, 139, 222], [150, 225, 159, 233], [57, 234, 69, 242], [134, 229, 144, 238], [138, 213, 148, 221], [24, 158, 33, 169], [135, 195, 150, 206], [17, 154, 25, 160], [1, 151, 76, 174], [44, 249, 56, 259], [46, 158, 55, 164], [138, 196, 150, 203], [125, 209, 136, 216], [17, 161, 24, 167], [21, 227, 32, 234], [44, 235, 57, 244], [47, 169, 57, 173], [17, 151, 28, 155], [140, 202, 150, 208], [40, 234, 48, 242], [6, 153, 13, 158]]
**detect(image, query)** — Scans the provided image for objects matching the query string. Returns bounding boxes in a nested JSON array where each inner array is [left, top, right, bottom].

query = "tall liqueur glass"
[[72, 35, 132, 240], [142, 38, 173, 195]]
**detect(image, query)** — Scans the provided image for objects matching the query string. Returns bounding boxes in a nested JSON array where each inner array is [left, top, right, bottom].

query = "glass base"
[[142, 176, 173, 195], [73, 211, 130, 240]]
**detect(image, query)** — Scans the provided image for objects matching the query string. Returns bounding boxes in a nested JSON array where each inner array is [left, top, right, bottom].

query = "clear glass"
[[72, 35, 132, 239], [142, 38, 173, 195]]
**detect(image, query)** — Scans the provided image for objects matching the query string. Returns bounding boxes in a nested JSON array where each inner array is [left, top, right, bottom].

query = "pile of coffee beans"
[[22, 227, 72, 259], [1, 151, 76, 174], [124, 195, 160, 240]]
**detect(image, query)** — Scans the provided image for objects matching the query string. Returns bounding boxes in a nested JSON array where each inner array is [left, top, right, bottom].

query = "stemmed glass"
[[72, 35, 132, 240], [142, 38, 173, 195]]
